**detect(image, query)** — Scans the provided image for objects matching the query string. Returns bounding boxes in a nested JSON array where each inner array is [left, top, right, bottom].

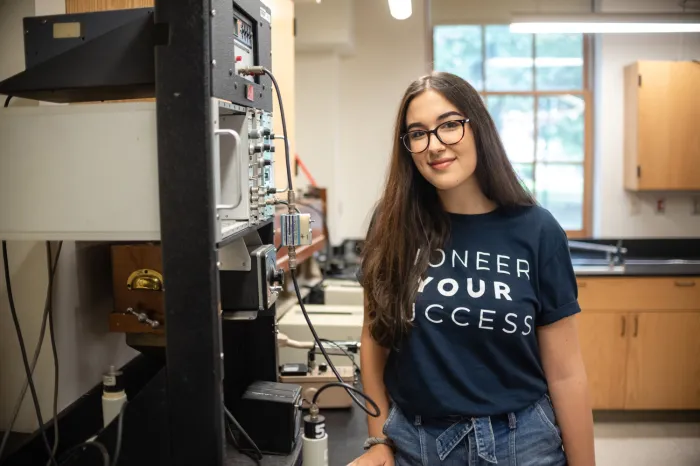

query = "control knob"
[[248, 128, 272, 139]]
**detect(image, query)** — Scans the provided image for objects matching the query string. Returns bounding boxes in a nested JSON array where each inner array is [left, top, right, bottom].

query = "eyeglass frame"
[[401, 118, 471, 154]]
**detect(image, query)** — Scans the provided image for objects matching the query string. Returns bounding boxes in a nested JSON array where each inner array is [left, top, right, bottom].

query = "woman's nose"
[[428, 133, 446, 153]]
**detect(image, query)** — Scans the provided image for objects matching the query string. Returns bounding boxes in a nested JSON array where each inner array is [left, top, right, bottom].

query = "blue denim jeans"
[[383, 394, 567, 466]]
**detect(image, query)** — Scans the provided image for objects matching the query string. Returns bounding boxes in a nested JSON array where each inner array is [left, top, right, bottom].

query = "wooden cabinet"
[[577, 312, 629, 409], [624, 61, 700, 191], [576, 277, 700, 410], [626, 312, 700, 410]]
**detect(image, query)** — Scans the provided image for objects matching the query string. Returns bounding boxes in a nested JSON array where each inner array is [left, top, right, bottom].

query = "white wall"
[[295, 0, 354, 55], [0, 0, 137, 434], [295, 0, 429, 242], [593, 0, 700, 237], [295, 52, 343, 242]]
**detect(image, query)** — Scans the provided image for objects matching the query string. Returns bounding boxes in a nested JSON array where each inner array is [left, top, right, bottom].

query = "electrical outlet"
[[655, 198, 666, 215]]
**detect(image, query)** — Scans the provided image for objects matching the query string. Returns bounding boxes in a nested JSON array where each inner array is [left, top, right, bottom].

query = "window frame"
[[430, 25, 594, 238]]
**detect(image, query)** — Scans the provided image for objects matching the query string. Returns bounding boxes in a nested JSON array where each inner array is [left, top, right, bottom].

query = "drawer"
[[576, 277, 700, 311]]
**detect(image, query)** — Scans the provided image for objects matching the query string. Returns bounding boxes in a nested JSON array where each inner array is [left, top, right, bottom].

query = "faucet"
[[568, 240, 627, 266]]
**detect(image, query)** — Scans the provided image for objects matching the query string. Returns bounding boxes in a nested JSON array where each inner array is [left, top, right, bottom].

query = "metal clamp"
[[214, 129, 242, 211], [125, 307, 161, 329]]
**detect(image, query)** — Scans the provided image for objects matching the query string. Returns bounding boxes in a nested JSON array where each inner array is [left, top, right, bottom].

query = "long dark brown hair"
[[360, 71, 536, 348]]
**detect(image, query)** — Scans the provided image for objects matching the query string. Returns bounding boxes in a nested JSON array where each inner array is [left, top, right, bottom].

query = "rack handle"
[[214, 129, 243, 211]]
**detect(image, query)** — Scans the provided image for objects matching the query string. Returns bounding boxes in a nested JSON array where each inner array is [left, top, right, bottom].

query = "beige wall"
[[0, 0, 137, 434]]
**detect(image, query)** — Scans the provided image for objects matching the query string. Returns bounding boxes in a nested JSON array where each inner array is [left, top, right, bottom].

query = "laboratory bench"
[[565, 239, 700, 412]]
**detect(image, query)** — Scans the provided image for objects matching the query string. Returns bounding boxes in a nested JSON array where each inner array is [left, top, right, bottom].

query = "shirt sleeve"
[[537, 242, 581, 326]]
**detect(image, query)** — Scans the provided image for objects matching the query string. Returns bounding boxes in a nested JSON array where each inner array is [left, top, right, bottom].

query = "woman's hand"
[[347, 444, 395, 466]]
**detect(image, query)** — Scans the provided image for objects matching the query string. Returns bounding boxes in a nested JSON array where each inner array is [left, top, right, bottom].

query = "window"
[[433, 25, 591, 236]]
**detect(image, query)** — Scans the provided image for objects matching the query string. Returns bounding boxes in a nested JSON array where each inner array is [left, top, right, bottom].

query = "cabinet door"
[[637, 61, 700, 190], [625, 311, 700, 410], [577, 312, 629, 409]]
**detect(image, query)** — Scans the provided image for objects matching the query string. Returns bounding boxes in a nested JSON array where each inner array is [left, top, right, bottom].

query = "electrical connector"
[[238, 66, 266, 76], [280, 213, 312, 247]]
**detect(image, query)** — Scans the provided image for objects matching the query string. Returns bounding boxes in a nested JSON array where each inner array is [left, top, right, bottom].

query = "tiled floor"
[[593, 412, 700, 465]]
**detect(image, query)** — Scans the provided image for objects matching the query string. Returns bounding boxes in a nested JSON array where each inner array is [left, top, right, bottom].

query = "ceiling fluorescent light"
[[510, 13, 700, 33], [389, 0, 412, 20]]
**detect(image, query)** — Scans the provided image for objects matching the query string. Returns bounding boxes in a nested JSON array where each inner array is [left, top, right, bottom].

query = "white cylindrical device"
[[102, 365, 127, 427], [302, 410, 328, 466]]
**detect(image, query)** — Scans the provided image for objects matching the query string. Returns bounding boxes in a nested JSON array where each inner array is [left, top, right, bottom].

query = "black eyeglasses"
[[401, 118, 470, 154]]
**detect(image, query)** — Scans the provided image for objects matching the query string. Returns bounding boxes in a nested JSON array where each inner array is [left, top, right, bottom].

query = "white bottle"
[[102, 365, 127, 427], [302, 405, 329, 466]]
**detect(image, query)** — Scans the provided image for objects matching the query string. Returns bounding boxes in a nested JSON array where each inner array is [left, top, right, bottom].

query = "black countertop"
[[324, 406, 369, 466]]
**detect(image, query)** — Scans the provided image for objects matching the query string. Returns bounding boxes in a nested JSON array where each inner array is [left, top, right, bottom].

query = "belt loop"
[[508, 412, 517, 430], [472, 416, 497, 464], [414, 415, 422, 426]]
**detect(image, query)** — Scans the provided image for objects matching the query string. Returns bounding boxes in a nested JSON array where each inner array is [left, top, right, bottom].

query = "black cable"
[[3, 95, 11, 108], [262, 69, 293, 191], [311, 382, 380, 415], [0, 270, 50, 458], [223, 406, 263, 461], [225, 420, 260, 465], [0, 242, 63, 464], [46, 241, 63, 465], [258, 65, 379, 418], [1, 241, 59, 466], [111, 400, 128, 466], [58, 441, 110, 466], [318, 339, 360, 375], [291, 271, 379, 418]]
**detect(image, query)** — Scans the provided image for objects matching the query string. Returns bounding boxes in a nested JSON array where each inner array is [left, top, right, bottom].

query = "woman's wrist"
[[363, 436, 395, 451], [367, 443, 394, 455]]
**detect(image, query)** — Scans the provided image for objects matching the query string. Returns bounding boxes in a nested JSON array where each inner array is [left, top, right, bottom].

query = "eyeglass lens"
[[403, 120, 466, 153]]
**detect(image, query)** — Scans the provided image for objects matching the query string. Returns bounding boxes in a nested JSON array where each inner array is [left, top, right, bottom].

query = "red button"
[[235, 56, 242, 62]]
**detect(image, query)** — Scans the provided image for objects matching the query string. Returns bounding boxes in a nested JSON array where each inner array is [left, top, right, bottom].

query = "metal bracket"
[[218, 237, 251, 271]]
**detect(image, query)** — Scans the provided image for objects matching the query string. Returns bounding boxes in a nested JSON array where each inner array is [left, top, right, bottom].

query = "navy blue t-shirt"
[[360, 205, 580, 418]]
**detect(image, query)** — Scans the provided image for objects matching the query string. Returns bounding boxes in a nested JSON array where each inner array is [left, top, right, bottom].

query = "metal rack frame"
[[155, 1, 277, 464], [0, 1, 289, 464]]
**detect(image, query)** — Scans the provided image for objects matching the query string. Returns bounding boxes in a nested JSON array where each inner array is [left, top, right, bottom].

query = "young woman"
[[349, 72, 595, 466]]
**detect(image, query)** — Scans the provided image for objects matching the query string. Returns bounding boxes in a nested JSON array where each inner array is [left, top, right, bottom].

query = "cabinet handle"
[[621, 316, 626, 337], [577, 281, 587, 288], [674, 280, 696, 287], [633, 315, 639, 337]]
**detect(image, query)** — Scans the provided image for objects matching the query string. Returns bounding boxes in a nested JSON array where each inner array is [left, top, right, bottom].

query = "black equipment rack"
[[0, 0, 299, 465]]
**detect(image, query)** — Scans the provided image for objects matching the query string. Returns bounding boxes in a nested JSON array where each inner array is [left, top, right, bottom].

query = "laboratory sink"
[[572, 264, 625, 274], [624, 259, 700, 266], [571, 258, 625, 275]]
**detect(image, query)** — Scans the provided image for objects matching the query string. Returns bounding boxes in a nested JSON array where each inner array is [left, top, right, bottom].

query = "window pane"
[[535, 163, 584, 230], [513, 163, 535, 193], [433, 25, 483, 90], [535, 33, 583, 91], [537, 95, 585, 162], [485, 25, 533, 91], [487, 95, 534, 163]]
